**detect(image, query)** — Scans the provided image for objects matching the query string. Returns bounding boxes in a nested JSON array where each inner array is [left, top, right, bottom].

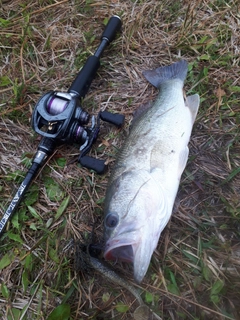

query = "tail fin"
[[142, 60, 188, 89]]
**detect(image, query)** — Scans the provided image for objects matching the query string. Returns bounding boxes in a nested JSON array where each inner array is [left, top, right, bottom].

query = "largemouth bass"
[[104, 60, 200, 283]]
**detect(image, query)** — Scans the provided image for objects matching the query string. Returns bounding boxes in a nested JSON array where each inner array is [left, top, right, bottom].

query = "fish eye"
[[105, 213, 119, 228]]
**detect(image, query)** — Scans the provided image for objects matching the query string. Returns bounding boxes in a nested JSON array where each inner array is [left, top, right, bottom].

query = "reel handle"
[[78, 110, 124, 174]]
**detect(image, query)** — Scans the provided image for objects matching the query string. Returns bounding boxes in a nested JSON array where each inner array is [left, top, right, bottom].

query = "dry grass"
[[0, 0, 240, 319]]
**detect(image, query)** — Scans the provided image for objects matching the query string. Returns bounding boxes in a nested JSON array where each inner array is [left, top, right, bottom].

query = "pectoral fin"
[[178, 147, 189, 180], [185, 94, 200, 124]]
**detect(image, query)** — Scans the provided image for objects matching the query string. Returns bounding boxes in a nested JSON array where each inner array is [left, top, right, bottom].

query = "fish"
[[103, 60, 200, 283]]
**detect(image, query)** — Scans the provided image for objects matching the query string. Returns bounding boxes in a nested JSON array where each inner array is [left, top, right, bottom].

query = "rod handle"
[[68, 56, 100, 98]]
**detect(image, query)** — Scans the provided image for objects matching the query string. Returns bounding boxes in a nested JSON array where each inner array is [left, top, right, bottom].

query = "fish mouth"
[[104, 243, 135, 263], [104, 235, 155, 283]]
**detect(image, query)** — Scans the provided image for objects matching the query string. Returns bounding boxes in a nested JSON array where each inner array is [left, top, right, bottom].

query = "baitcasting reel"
[[32, 90, 124, 173]]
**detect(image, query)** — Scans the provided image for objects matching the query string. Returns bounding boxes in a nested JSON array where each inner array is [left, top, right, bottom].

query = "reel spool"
[[32, 91, 89, 144]]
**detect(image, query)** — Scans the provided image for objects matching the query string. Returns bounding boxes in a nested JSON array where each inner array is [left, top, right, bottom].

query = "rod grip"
[[102, 15, 122, 43], [68, 56, 100, 98]]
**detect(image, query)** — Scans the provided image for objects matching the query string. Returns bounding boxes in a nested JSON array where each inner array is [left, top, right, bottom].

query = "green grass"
[[0, 0, 240, 319]]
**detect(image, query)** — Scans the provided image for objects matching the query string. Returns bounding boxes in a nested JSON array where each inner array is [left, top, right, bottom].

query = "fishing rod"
[[0, 15, 124, 237]]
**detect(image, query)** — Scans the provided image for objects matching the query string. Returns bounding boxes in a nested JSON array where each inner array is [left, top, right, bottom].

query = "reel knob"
[[79, 156, 106, 174], [100, 111, 125, 128]]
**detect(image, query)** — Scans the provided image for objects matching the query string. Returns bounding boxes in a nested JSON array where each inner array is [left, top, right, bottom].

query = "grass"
[[0, 0, 240, 319]]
